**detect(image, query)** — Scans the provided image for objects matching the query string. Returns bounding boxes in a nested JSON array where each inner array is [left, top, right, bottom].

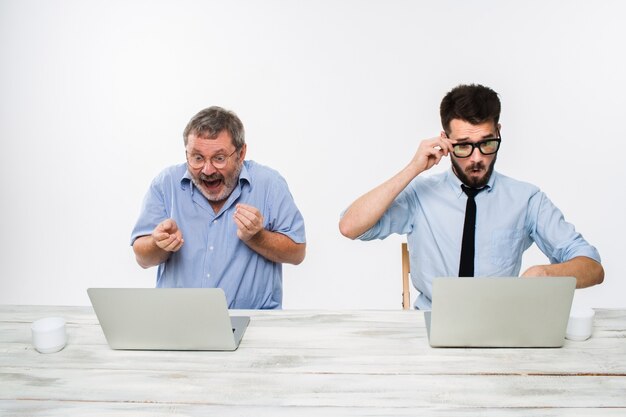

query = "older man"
[[132, 106, 306, 309]]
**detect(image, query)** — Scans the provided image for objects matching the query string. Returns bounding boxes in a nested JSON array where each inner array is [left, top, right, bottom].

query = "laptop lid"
[[87, 288, 249, 351], [426, 277, 576, 348]]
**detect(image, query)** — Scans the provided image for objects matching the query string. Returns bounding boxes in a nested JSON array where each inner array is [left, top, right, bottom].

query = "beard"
[[191, 161, 243, 203], [451, 154, 497, 188]]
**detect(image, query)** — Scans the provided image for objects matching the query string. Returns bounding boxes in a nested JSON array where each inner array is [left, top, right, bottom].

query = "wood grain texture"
[[1, 306, 625, 416]]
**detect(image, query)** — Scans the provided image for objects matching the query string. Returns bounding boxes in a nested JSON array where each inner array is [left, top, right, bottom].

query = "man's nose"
[[469, 146, 484, 162], [201, 161, 217, 175]]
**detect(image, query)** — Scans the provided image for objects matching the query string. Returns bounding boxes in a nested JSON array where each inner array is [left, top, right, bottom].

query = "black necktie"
[[459, 185, 484, 277]]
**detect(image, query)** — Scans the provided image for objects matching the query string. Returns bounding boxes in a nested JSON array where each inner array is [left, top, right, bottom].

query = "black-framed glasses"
[[186, 148, 238, 169], [451, 129, 502, 158]]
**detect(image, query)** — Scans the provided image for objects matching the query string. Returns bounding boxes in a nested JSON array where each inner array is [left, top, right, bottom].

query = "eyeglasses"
[[186, 149, 238, 169], [451, 129, 502, 158]]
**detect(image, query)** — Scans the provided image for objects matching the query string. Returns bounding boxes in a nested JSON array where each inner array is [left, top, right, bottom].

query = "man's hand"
[[133, 218, 184, 268], [521, 256, 604, 288], [233, 204, 264, 242], [410, 135, 456, 174], [152, 219, 184, 252], [521, 265, 549, 277], [232, 203, 305, 264]]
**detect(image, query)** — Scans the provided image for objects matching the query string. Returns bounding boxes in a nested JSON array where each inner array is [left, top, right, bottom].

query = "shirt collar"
[[445, 167, 497, 198]]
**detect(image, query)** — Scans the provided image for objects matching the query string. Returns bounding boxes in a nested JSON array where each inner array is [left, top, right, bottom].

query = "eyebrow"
[[453, 133, 498, 143], [188, 148, 229, 155]]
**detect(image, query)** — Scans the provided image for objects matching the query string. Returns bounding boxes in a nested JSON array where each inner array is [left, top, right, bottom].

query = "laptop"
[[87, 288, 249, 351], [424, 277, 576, 348]]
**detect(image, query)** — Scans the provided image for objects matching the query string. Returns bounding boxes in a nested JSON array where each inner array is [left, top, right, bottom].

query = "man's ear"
[[238, 143, 247, 162]]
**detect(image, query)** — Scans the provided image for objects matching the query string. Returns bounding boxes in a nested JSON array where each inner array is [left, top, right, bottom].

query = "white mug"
[[32, 317, 67, 353], [565, 307, 595, 341]]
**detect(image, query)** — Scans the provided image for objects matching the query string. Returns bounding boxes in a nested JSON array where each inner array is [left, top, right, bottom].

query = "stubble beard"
[[451, 155, 497, 188], [192, 162, 243, 203]]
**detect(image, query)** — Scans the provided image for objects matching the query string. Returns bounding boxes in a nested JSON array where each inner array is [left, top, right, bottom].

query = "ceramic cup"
[[31, 317, 67, 353], [565, 307, 595, 341]]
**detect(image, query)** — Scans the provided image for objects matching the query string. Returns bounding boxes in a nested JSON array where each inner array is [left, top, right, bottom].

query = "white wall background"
[[1, 0, 624, 309]]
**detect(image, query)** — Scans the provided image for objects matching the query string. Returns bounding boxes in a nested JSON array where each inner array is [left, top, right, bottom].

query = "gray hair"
[[183, 106, 245, 149]]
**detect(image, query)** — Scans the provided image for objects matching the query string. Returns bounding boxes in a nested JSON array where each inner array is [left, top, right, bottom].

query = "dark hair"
[[440, 84, 501, 134], [183, 106, 245, 149]]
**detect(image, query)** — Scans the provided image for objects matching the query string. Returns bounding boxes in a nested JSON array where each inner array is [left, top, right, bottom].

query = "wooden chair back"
[[401, 243, 411, 309]]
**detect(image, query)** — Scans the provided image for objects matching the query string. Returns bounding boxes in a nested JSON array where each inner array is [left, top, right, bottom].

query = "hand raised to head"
[[410, 135, 456, 174]]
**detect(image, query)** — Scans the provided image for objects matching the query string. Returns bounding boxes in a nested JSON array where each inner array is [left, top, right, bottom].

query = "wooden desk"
[[1, 306, 625, 416]]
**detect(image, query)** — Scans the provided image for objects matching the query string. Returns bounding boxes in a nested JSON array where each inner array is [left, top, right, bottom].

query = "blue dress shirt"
[[130, 161, 306, 309], [358, 169, 601, 310]]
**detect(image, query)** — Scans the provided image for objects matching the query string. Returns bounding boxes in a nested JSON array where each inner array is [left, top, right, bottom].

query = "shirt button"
[[206, 273, 210, 278], [209, 246, 214, 251], [213, 220, 218, 224]]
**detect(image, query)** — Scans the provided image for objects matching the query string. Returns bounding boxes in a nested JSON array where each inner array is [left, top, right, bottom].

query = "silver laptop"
[[424, 277, 576, 348], [87, 288, 249, 351]]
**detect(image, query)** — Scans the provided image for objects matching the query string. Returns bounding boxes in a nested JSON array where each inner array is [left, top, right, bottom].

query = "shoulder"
[[241, 161, 299, 211], [244, 160, 289, 187], [244, 160, 282, 177], [392, 171, 449, 206], [492, 171, 541, 197], [148, 164, 188, 192], [152, 163, 187, 183], [407, 170, 448, 192]]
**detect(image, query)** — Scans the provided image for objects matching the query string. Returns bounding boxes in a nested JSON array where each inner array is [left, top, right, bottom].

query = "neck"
[[209, 200, 225, 214]]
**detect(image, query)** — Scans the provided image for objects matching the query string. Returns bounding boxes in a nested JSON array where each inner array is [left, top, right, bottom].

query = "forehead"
[[186, 130, 234, 152], [448, 119, 497, 140]]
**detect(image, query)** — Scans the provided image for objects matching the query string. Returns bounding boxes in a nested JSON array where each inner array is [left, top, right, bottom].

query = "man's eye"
[[213, 155, 226, 162]]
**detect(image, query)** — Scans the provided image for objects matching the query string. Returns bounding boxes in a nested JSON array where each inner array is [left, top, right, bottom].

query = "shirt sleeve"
[[356, 184, 417, 241], [129, 175, 169, 246], [266, 174, 306, 244], [528, 191, 601, 264]]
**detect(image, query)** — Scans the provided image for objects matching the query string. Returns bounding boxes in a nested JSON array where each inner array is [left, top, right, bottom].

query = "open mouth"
[[202, 178, 223, 190], [199, 173, 225, 191]]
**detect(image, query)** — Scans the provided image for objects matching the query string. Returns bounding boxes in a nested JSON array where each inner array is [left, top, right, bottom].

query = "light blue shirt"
[[358, 169, 601, 310], [130, 161, 306, 309]]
